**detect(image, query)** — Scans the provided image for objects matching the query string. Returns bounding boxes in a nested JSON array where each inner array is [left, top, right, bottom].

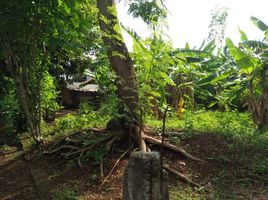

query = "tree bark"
[[6, 55, 38, 139], [96, 0, 146, 151], [96, 0, 139, 117], [3, 43, 42, 142]]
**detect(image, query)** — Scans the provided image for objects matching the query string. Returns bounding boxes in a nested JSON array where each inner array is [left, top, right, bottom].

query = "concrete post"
[[123, 152, 169, 200]]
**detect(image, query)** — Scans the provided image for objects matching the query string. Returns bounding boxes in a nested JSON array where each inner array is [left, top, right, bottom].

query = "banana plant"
[[224, 16, 268, 130]]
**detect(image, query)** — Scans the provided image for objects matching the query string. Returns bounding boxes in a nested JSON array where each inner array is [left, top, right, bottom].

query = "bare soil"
[[0, 132, 267, 200]]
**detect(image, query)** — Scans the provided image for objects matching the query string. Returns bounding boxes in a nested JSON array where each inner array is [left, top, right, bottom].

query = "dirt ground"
[[0, 132, 267, 200]]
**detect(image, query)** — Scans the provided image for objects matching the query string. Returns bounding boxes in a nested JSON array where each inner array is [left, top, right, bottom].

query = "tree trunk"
[[96, 0, 146, 150], [96, 0, 139, 116], [6, 56, 37, 138], [5, 53, 41, 142]]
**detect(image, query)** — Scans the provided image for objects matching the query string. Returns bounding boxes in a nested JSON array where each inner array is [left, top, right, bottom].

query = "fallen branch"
[[166, 131, 185, 138], [49, 159, 65, 169], [65, 133, 116, 158], [100, 147, 132, 187], [163, 165, 209, 192], [77, 150, 84, 169], [44, 145, 79, 154], [76, 134, 117, 168], [144, 134, 204, 162], [45, 128, 106, 152], [64, 138, 81, 144]]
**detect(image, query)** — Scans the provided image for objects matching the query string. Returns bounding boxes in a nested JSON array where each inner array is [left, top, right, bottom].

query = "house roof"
[[66, 81, 99, 92]]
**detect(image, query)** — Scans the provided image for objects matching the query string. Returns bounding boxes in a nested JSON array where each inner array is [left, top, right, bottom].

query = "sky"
[[116, 0, 268, 49]]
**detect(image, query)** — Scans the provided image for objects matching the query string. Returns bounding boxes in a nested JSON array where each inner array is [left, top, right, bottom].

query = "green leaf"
[[57, 0, 62, 6], [250, 16, 268, 32], [196, 71, 229, 86], [71, 14, 80, 28], [158, 71, 175, 86], [238, 26, 248, 41], [226, 38, 257, 74], [242, 40, 268, 49], [121, 24, 147, 52], [202, 39, 216, 52], [64, 4, 71, 14], [197, 74, 217, 86]]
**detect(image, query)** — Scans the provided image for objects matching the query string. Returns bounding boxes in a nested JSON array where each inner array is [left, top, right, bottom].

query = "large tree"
[[96, 0, 146, 150], [95, 0, 203, 161]]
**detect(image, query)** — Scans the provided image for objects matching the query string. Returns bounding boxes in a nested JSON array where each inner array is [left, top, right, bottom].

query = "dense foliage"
[[0, 2, 268, 200], [1, 0, 268, 143]]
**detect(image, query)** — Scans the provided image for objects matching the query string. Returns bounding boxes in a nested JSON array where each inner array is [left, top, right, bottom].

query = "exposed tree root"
[[44, 132, 118, 168], [45, 128, 203, 176], [45, 128, 106, 152], [143, 134, 204, 162], [163, 165, 209, 192], [106, 131, 125, 152], [73, 134, 116, 168]]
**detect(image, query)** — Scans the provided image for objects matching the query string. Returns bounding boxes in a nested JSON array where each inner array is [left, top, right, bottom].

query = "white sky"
[[116, 0, 268, 49]]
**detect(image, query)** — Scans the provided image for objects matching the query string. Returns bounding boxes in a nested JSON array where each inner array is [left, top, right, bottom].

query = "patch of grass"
[[252, 159, 268, 176], [41, 107, 111, 143], [0, 144, 15, 153], [146, 110, 268, 149], [54, 111, 109, 134], [170, 185, 212, 200], [169, 136, 181, 146], [52, 187, 78, 200], [146, 113, 184, 131]]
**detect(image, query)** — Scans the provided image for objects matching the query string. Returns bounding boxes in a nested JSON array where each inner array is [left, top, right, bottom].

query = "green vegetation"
[[0, 0, 268, 199], [146, 111, 268, 148], [52, 187, 78, 200], [170, 186, 208, 200]]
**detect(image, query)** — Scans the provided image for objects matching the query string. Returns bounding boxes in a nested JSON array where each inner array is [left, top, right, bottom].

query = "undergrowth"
[[42, 104, 111, 141], [146, 110, 268, 149], [170, 185, 215, 200]]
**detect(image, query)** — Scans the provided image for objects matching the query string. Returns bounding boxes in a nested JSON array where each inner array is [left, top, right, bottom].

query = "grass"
[[2, 109, 268, 200], [52, 187, 78, 200], [146, 110, 268, 149], [170, 185, 215, 200], [146, 110, 268, 200], [41, 107, 111, 143]]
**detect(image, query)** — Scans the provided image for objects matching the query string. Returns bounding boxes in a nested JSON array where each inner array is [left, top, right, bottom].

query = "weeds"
[[170, 185, 210, 200], [52, 187, 78, 200], [42, 104, 111, 141], [252, 159, 268, 176], [146, 110, 268, 149]]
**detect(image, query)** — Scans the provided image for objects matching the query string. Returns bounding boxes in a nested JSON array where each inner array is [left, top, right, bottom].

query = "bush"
[[0, 77, 25, 143], [41, 71, 61, 122]]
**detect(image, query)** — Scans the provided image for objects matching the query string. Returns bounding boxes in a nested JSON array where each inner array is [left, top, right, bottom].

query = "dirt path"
[[0, 156, 39, 200]]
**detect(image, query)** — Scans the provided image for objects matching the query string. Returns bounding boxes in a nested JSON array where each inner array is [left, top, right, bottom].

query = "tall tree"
[[95, 0, 204, 161], [96, 0, 146, 150], [0, 0, 96, 142]]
